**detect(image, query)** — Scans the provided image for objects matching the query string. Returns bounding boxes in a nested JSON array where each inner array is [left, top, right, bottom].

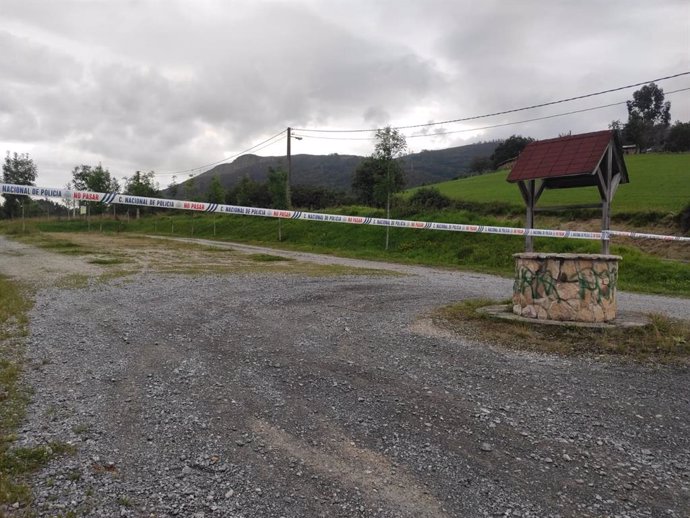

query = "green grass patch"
[[87, 256, 128, 265], [248, 253, 293, 262], [0, 275, 74, 510], [202, 246, 235, 253], [408, 152, 690, 214], [54, 274, 90, 289], [2, 209, 688, 297], [0, 280, 30, 330], [436, 299, 690, 361], [14, 232, 95, 256]]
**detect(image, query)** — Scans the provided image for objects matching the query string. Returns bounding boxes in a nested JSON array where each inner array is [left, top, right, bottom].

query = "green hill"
[[171, 141, 499, 197], [407, 153, 690, 213]]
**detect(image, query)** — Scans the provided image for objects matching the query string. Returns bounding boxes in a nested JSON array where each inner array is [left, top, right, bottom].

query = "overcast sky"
[[1, 0, 688, 188]]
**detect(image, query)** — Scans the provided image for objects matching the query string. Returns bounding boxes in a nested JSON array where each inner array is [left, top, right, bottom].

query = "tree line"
[[610, 82, 690, 152], [465, 83, 690, 174], [3, 82, 688, 220]]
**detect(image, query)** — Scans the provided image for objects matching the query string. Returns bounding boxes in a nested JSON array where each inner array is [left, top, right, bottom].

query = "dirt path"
[[152, 235, 690, 320], [0, 235, 102, 284], [2, 234, 689, 517]]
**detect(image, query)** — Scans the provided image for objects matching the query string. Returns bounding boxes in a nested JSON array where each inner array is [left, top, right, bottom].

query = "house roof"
[[506, 130, 623, 184]]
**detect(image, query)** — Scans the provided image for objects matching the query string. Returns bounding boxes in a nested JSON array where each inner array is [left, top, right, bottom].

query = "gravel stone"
[[2, 235, 689, 517]]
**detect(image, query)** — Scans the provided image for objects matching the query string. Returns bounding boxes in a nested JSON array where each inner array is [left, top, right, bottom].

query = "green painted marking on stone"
[[578, 267, 617, 303], [514, 266, 562, 301]]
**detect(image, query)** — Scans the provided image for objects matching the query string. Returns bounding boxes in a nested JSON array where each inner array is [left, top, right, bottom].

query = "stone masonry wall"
[[512, 253, 621, 323]]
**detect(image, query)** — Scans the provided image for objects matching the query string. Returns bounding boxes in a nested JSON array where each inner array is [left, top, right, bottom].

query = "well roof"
[[506, 130, 626, 184]]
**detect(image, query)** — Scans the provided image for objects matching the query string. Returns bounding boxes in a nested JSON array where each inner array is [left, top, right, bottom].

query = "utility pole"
[[286, 127, 293, 209], [286, 128, 302, 210]]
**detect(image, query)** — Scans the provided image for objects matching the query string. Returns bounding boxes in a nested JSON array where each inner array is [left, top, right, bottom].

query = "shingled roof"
[[506, 129, 629, 254], [506, 130, 628, 187]]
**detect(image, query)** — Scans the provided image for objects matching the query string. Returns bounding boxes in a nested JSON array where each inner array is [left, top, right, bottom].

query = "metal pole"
[[21, 203, 25, 233]]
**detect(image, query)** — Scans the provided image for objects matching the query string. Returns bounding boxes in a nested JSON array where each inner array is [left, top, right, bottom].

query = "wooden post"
[[525, 180, 535, 252], [385, 162, 391, 251], [601, 144, 613, 254], [286, 127, 292, 210]]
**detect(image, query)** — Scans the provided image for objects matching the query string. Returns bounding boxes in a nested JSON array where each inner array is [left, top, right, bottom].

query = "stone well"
[[512, 253, 622, 323]]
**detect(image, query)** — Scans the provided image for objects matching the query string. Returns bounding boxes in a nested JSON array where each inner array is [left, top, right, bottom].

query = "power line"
[[155, 129, 286, 177], [149, 73, 689, 179], [180, 135, 287, 179], [297, 87, 690, 142], [294, 71, 690, 134]]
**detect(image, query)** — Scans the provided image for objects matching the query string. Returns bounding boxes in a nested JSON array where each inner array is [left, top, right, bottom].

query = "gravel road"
[[2, 235, 689, 517]]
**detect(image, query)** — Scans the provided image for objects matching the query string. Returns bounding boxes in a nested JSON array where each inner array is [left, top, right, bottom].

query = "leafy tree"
[[70, 163, 120, 215], [2, 152, 37, 219], [24, 198, 68, 218], [169, 175, 179, 198], [608, 120, 623, 131], [71, 163, 119, 192], [352, 157, 386, 206], [292, 185, 348, 210], [266, 167, 289, 210], [623, 82, 671, 150], [124, 171, 160, 218], [373, 126, 407, 210], [468, 156, 493, 174], [352, 126, 407, 209], [374, 126, 407, 250], [627, 82, 671, 126], [207, 175, 225, 204], [665, 121, 690, 152], [183, 176, 198, 201], [232, 176, 271, 207], [408, 187, 451, 210], [125, 171, 159, 198], [490, 135, 534, 169]]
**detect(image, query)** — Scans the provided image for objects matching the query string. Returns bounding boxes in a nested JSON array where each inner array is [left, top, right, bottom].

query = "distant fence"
[[1, 183, 689, 243]]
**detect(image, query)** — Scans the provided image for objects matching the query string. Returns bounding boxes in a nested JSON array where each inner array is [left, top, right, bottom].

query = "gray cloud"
[[0, 0, 688, 185]]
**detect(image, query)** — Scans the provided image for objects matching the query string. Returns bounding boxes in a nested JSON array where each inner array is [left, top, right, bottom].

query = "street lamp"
[[286, 127, 302, 209]]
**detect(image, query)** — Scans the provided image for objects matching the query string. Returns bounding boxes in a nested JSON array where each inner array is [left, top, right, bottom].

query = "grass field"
[[407, 153, 690, 213], [1, 152, 688, 296], [3, 209, 689, 297], [0, 275, 75, 509]]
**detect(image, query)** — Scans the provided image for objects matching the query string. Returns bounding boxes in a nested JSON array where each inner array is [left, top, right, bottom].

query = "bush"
[[665, 121, 690, 152], [678, 203, 690, 234], [408, 187, 451, 210]]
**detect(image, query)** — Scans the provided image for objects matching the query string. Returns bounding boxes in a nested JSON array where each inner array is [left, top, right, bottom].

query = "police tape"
[[2, 182, 689, 243]]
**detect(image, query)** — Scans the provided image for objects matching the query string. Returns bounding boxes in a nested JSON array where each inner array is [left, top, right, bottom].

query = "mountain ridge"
[[173, 141, 499, 196]]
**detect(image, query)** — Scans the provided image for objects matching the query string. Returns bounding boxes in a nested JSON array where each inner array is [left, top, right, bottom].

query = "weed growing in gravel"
[[4, 211, 688, 296], [117, 496, 133, 507], [16, 233, 93, 256], [87, 256, 128, 265], [0, 275, 75, 511], [71, 423, 91, 435], [54, 274, 90, 289], [437, 299, 690, 361], [249, 253, 294, 262]]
